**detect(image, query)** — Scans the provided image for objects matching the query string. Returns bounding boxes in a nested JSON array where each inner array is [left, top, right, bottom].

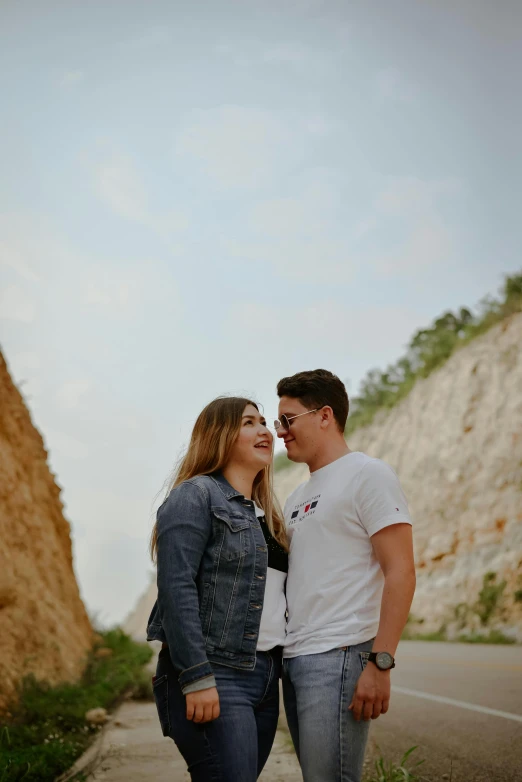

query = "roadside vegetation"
[[402, 571, 518, 645], [0, 629, 153, 782], [364, 746, 424, 782]]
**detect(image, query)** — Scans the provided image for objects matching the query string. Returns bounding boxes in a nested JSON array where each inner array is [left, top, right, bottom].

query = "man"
[[275, 369, 416, 782]]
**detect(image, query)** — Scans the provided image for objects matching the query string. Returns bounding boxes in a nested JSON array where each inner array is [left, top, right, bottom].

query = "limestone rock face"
[[275, 314, 522, 640], [0, 352, 93, 711]]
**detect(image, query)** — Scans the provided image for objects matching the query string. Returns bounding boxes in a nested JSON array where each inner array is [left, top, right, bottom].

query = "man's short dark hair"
[[277, 369, 349, 433]]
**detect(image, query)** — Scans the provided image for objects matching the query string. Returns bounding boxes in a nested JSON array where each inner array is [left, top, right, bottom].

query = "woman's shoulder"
[[157, 476, 213, 522], [168, 474, 216, 502]]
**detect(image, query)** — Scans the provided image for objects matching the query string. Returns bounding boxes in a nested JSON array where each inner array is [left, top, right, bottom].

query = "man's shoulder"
[[355, 454, 398, 480], [333, 451, 385, 479], [340, 453, 400, 496]]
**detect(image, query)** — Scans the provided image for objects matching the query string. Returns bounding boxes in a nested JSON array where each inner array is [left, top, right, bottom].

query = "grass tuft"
[[365, 746, 424, 782]]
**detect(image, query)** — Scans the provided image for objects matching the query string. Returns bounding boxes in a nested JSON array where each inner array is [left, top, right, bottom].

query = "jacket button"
[[255, 575, 265, 580], [251, 604, 262, 610]]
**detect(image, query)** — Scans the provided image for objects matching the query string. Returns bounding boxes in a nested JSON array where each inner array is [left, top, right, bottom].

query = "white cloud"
[[388, 215, 452, 273], [365, 177, 461, 274], [75, 531, 152, 626], [60, 70, 84, 87], [174, 106, 293, 188], [44, 427, 89, 460], [9, 351, 41, 373], [306, 116, 333, 136], [262, 43, 308, 64], [94, 154, 148, 222], [375, 177, 459, 217], [353, 217, 377, 239], [0, 284, 36, 323], [0, 214, 52, 282], [224, 299, 420, 359], [82, 261, 182, 322], [376, 67, 415, 102], [56, 380, 92, 410], [119, 26, 172, 51], [229, 236, 354, 280], [92, 151, 189, 240], [227, 172, 354, 278], [215, 43, 232, 55], [85, 275, 132, 312]]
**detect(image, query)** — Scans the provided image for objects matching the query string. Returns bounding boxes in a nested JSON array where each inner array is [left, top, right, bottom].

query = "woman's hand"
[[185, 686, 220, 723]]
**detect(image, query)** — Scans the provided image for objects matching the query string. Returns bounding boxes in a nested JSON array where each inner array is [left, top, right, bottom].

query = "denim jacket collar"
[[208, 471, 245, 502]]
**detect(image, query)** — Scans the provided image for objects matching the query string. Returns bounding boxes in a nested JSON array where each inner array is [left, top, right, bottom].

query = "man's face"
[[276, 396, 321, 464]]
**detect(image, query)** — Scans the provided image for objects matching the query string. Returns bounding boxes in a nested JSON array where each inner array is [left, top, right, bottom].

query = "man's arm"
[[349, 523, 416, 721], [370, 522, 416, 656]]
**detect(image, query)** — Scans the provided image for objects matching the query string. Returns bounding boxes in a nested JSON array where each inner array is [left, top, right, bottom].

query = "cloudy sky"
[[1, 0, 520, 625]]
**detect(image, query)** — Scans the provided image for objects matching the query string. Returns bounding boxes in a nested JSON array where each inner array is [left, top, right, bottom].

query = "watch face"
[[376, 652, 394, 670]]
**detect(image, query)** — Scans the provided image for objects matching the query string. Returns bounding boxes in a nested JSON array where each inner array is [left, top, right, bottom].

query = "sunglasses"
[[273, 409, 319, 432]]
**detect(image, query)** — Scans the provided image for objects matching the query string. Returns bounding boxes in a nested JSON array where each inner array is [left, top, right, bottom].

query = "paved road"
[[366, 640, 522, 782]]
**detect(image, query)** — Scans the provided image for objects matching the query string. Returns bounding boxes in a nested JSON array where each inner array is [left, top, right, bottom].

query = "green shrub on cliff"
[[346, 272, 522, 436]]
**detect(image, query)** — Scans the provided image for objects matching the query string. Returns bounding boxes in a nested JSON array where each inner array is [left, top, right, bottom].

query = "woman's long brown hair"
[[150, 396, 287, 562]]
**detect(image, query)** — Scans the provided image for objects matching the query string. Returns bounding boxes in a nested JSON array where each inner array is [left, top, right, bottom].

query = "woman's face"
[[228, 403, 273, 471]]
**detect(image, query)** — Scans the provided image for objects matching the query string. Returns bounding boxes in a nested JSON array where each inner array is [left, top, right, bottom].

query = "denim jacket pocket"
[[212, 508, 250, 532], [212, 508, 251, 561]]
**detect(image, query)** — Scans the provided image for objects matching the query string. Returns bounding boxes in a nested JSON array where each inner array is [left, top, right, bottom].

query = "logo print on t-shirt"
[[288, 498, 320, 526], [305, 501, 319, 513]]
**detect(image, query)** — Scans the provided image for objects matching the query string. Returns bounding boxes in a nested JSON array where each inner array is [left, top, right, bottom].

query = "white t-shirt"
[[254, 504, 288, 651], [283, 451, 412, 658]]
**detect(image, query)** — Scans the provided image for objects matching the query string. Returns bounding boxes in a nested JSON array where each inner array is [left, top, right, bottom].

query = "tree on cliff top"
[[345, 271, 522, 435]]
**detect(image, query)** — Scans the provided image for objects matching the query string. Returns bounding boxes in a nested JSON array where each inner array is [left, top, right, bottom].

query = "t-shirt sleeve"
[[355, 459, 412, 537]]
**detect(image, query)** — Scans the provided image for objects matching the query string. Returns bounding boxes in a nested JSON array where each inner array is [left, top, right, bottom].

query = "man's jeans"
[[153, 645, 281, 781], [282, 639, 374, 782]]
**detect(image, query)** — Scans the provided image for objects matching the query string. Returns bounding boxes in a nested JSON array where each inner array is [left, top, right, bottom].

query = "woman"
[[147, 397, 288, 782]]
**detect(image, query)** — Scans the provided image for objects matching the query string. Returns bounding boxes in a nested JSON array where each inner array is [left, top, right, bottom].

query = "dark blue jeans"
[[153, 646, 281, 781]]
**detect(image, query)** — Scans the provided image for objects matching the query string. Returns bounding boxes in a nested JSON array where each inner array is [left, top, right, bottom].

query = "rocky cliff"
[[124, 314, 522, 642], [0, 351, 92, 711], [276, 313, 522, 640]]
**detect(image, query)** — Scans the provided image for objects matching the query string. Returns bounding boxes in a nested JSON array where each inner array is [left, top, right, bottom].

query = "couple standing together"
[[147, 369, 416, 782]]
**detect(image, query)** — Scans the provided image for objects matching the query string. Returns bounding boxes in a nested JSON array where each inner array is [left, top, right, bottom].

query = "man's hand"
[[186, 686, 220, 723], [348, 664, 390, 721]]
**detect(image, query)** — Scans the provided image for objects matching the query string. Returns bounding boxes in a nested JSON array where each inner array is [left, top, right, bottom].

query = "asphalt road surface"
[[366, 640, 522, 782]]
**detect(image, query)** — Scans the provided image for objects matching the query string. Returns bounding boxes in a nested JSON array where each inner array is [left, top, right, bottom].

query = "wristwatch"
[[368, 651, 395, 670]]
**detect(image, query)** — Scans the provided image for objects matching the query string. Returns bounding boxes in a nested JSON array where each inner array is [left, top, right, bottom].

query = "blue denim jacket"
[[146, 473, 269, 694]]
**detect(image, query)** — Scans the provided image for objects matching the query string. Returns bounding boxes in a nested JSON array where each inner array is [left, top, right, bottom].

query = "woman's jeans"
[[153, 645, 281, 781], [282, 639, 374, 782]]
